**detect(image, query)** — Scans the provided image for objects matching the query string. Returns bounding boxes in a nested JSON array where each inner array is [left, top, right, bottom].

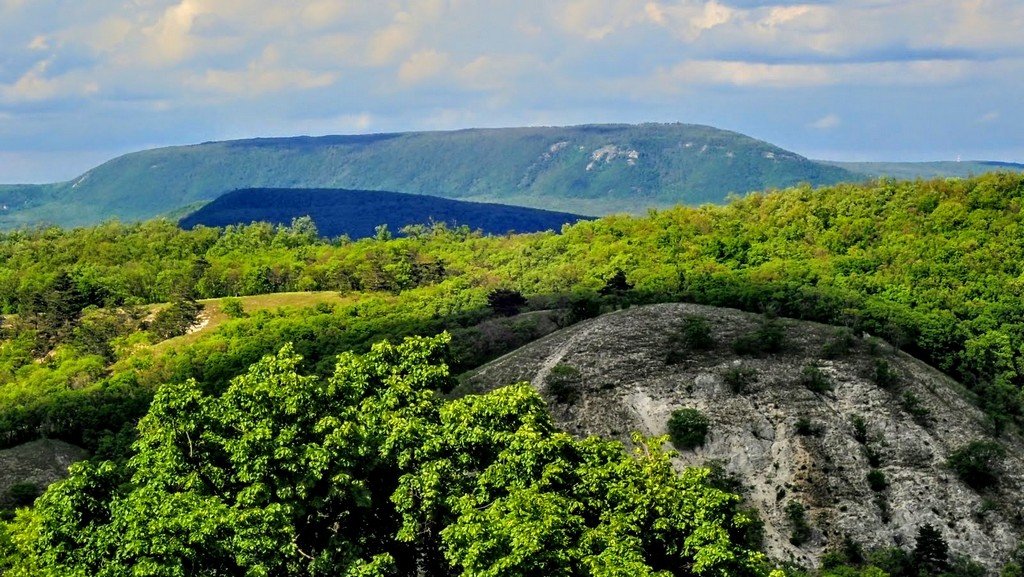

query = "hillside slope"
[[463, 303, 1024, 571], [825, 160, 1024, 180], [0, 123, 857, 228], [179, 188, 591, 237]]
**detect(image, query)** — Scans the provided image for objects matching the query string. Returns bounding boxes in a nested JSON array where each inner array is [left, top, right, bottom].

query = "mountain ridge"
[[0, 123, 857, 228]]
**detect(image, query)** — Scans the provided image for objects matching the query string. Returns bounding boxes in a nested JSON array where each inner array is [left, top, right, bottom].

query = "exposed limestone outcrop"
[[462, 303, 1024, 571]]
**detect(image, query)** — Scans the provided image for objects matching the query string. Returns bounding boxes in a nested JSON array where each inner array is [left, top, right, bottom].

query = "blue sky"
[[1, 0, 1022, 183]]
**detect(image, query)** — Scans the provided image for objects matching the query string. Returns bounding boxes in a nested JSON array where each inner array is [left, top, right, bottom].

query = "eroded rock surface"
[[462, 303, 1024, 570]]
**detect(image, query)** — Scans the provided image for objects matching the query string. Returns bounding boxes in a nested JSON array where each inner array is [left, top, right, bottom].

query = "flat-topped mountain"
[[0, 123, 857, 228]]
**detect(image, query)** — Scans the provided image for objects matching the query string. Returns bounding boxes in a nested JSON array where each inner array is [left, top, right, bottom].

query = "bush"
[[866, 469, 888, 492], [679, 315, 714, 350], [872, 359, 899, 389], [786, 500, 812, 546], [4, 482, 40, 508], [799, 365, 832, 393], [667, 408, 710, 450], [948, 440, 1006, 490], [732, 314, 786, 356], [565, 295, 601, 324], [723, 365, 757, 394], [486, 288, 527, 317], [863, 445, 883, 468], [666, 317, 714, 364], [851, 415, 868, 444], [545, 364, 582, 405], [221, 297, 246, 318], [900, 391, 930, 426], [149, 297, 204, 341], [822, 328, 856, 359], [795, 417, 822, 437]]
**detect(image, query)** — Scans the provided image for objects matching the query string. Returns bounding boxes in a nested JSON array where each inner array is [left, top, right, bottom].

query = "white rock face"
[[586, 144, 640, 171], [464, 303, 1024, 571]]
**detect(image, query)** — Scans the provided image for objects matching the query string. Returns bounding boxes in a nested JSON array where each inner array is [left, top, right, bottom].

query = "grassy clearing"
[[151, 291, 350, 351]]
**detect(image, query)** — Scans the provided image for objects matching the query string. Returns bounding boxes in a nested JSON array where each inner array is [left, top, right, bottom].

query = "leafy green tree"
[[599, 269, 634, 298], [485, 288, 527, 317], [148, 296, 203, 340], [11, 335, 772, 576]]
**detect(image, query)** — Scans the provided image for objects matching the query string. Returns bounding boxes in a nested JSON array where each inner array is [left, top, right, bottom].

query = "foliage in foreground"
[[1, 335, 770, 576]]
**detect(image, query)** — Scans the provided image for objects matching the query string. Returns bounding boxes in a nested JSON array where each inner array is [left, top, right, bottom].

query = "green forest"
[[3, 172, 1024, 575]]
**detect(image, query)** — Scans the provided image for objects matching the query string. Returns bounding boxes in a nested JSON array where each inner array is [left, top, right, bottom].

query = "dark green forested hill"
[[0, 123, 857, 228], [178, 188, 591, 238]]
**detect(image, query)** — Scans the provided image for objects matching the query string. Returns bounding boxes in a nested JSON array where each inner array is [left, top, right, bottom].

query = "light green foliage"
[[220, 297, 246, 318], [7, 335, 771, 576]]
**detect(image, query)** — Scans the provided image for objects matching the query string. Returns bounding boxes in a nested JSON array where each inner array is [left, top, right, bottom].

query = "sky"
[[1, 0, 1022, 183]]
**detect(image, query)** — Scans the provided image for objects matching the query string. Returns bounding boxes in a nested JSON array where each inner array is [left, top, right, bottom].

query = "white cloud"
[[0, 59, 100, 103], [191, 47, 337, 96], [3, 0, 1024, 182], [810, 113, 840, 130], [27, 35, 49, 51], [979, 110, 1000, 123], [650, 58, 986, 89], [397, 50, 450, 84], [141, 0, 206, 65]]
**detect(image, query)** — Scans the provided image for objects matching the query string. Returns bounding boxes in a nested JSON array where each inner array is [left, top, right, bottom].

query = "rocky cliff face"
[[461, 303, 1024, 571]]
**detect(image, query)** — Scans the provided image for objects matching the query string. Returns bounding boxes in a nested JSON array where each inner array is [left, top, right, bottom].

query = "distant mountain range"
[[0, 123, 1021, 230], [179, 188, 590, 238], [822, 160, 1024, 180]]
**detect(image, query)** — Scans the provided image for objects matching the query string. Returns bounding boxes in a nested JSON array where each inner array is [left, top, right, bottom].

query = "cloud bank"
[[1, 0, 1022, 181]]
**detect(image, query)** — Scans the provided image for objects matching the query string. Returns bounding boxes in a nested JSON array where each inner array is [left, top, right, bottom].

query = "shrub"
[[149, 297, 203, 340], [678, 315, 714, 350], [851, 415, 868, 444], [822, 328, 856, 359], [666, 317, 714, 364], [486, 288, 527, 317], [4, 482, 40, 507], [732, 314, 786, 356], [799, 365, 832, 394], [866, 469, 888, 492], [565, 295, 601, 324], [667, 408, 710, 450], [702, 459, 743, 493], [900, 391, 930, 426], [786, 501, 812, 546], [723, 365, 757, 394], [221, 297, 246, 318], [872, 359, 899, 389], [947, 440, 1006, 490], [863, 446, 883, 468], [545, 364, 582, 405], [795, 417, 822, 437]]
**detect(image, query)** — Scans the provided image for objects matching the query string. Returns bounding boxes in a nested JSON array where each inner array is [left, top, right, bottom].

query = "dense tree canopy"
[[1, 335, 770, 576]]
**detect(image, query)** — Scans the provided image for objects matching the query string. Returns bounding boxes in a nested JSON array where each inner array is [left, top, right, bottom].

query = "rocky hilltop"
[[462, 303, 1024, 571]]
